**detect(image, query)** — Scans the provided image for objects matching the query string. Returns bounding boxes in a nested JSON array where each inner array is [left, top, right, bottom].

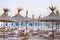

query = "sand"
[[0, 36, 59, 40], [29, 35, 49, 40]]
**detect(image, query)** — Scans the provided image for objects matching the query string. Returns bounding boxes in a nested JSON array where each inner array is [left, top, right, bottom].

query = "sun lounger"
[[0, 32, 10, 38], [39, 32, 54, 40], [54, 34, 60, 38], [0, 32, 10, 35], [30, 30, 38, 36], [7, 37, 24, 40], [42, 32, 52, 36]]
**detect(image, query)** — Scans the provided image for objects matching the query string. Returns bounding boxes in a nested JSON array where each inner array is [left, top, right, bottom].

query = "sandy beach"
[[0, 34, 59, 40], [29, 35, 49, 40], [0, 36, 49, 40]]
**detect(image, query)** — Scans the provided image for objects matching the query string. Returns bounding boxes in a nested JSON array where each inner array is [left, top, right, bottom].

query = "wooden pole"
[[18, 22, 19, 30], [32, 15, 34, 30], [52, 21, 54, 40], [52, 21, 53, 33], [26, 21, 28, 35], [3, 22, 5, 40], [33, 21, 34, 30], [58, 21, 59, 40], [37, 21, 39, 34], [14, 22, 16, 28], [21, 22, 22, 30], [41, 22, 42, 30]]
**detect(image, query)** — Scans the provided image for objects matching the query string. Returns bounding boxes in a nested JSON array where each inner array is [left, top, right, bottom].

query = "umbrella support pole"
[[33, 21, 34, 30], [26, 21, 27, 34], [41, 22, 42, 30], [38, 21, 39, 29], [52, 21, 54, 34], [21, 22, 22, 30], [51, 21, 54, 40], [58, 21, 59, 40], [3, 22, 5, 40]]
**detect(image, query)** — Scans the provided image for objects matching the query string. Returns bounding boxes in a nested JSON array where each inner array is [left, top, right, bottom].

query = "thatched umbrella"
[[12, 8, 25, 30], [38, 5, 60, 40], [0, 8, 17, 40], [25, 11, 38, 31], [12, 8, 30, 30], [38, 5, 60, 35], [0, 8, 17, 26], [25, 11, 31, 33], [25, 11, 38, 36]]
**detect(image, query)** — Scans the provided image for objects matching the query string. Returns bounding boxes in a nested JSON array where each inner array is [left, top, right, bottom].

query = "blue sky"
[[0, 0, 60, 18]]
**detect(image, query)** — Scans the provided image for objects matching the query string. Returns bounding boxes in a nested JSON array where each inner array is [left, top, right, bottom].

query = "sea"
[[0, 22, 59, 30]]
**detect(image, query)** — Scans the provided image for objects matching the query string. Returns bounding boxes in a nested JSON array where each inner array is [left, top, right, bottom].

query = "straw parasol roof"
[[0, 8, 17, 22], [12, 8, 30, 22], [38, 5, 60, 22], [25, 11, 31, 21], [42, 15, 60, 22], [37, 15, 42, 21], [31, 15, 38, 22], [25, 10, 38, 22]]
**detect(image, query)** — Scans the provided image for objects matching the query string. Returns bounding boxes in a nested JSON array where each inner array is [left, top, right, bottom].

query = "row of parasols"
[[0, 5, 60, 34]]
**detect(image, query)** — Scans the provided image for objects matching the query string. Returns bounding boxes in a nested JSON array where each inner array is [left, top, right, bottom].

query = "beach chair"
[[48, 33, 54, 40], [22, 36, 29, 40], [38, 30, 48, 36], [7, 37, 24, 40], [40, 32, 54, 40], [30, 30, 38, 36], [18, 30, 25, 37]]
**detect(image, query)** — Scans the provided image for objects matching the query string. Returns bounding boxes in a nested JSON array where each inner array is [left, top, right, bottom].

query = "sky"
[[0, 0, 60, 18]]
